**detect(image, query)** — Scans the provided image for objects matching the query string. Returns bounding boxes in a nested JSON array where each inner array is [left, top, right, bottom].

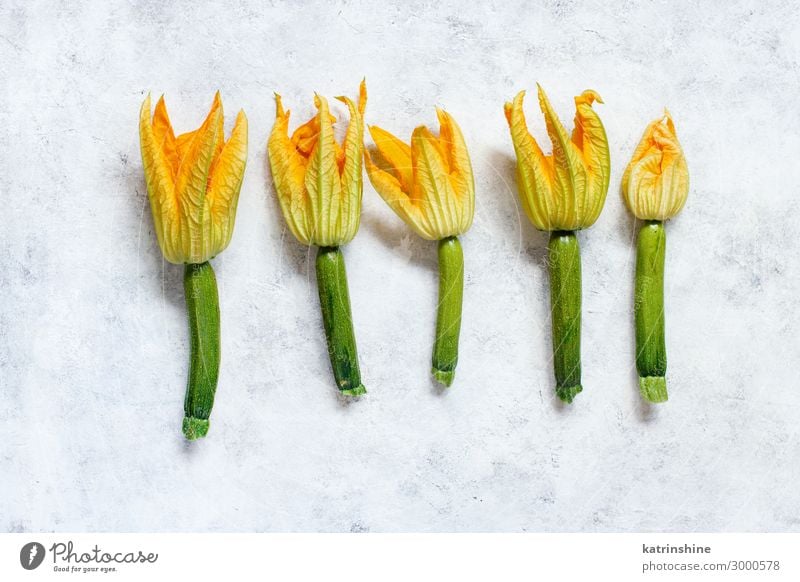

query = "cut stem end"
[[556, 384, 583, 404], [182, 416, 210, 440], [432, 368, 455, 387], [340, 385, 367, 397], [639, 376, 668, 403]]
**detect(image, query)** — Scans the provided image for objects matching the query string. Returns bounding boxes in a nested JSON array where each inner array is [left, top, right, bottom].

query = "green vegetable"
[[316, 246, 366, 396], [432, 236, 464, 386], [182, 261, 221, 440], [635, 221, 668, 403], [548, 231, 582, 403]]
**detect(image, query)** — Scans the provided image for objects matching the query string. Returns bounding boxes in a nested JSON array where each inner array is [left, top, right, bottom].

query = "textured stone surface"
[[1, 0, 799, 532]]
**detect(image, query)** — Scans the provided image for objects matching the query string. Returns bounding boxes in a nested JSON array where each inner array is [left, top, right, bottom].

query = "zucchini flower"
[[139, 92, 248, 440], [622, 111, 689, 221], [504, 85, 610, 403], [268, 81, 367, 396], [622, 111, 689, 403], [365, 108, 474, 386]]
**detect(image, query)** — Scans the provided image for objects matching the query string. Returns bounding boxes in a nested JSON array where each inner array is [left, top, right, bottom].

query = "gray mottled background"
[[1, 0, 799, 532]]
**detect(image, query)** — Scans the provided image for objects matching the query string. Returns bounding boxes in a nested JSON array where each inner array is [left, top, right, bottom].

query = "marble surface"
[[1, 0, 799, 532]]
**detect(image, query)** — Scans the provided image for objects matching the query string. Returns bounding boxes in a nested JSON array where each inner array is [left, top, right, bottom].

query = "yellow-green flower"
[[268, 81, 367, 247], [139, 93, 248, 264], [365, 108, 474, 387], [364, 108, 475, 240], [267, 82, 368, 397], [138, 92, 248, 440], [622, 110, 689, 220], [504, 85, 610, 231], [503, 85, 610, 403], [624, 111, 690, 404]]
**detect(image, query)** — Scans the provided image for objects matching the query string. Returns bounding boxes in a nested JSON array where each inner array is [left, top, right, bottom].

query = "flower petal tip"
[[576, 90, 603, 106], [434, 106, 451, 127], [411, 124, 430, 140], [536, 85, 554, 112], [274, 93, 287, 118], [358, 79, 367, 113], [503, 102, 513, 124]]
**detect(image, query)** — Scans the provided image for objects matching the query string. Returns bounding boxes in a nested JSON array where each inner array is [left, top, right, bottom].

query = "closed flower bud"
[[622, 110, 689, 221]]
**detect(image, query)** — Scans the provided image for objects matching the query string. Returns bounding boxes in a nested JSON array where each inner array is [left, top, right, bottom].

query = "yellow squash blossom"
[[268, 81, 367, 247], [139, 93, 248, 264], [504, 85, 609, 403], [504, 85, 610, 231], [622, 110, 689, 220], [624, 110, 689, 404], [364, 109, 474, 387], [364, 108, 474, 240], [267, 82, 368, 397], [138, 92, 247, 440]]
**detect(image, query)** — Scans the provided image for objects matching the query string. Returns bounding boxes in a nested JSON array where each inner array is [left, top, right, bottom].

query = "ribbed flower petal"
[[268, 94, 312, 245], [365, 148, 428, 237], [412, 126, 461, 240], [504, 91, 554, 230], [573, 90, 610, 225], [140, 95, 182, 263], [304, 94, 343, 246], [152, 96, 179, 178], [435, 108, 475, 234], [207, 110, 248, 257], [537, 85, 588, 227], [369, 125, 413, 190], [173, 93, 223, 262], [334, 80, 367, 245]]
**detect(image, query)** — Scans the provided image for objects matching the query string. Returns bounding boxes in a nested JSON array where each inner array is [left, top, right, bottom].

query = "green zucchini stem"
[[182, 261, 221, 440], [316, 246, 366, 396], [635, 221, 668, 403], [548, 231, 582, 403], [432, 236, 464, 386]]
